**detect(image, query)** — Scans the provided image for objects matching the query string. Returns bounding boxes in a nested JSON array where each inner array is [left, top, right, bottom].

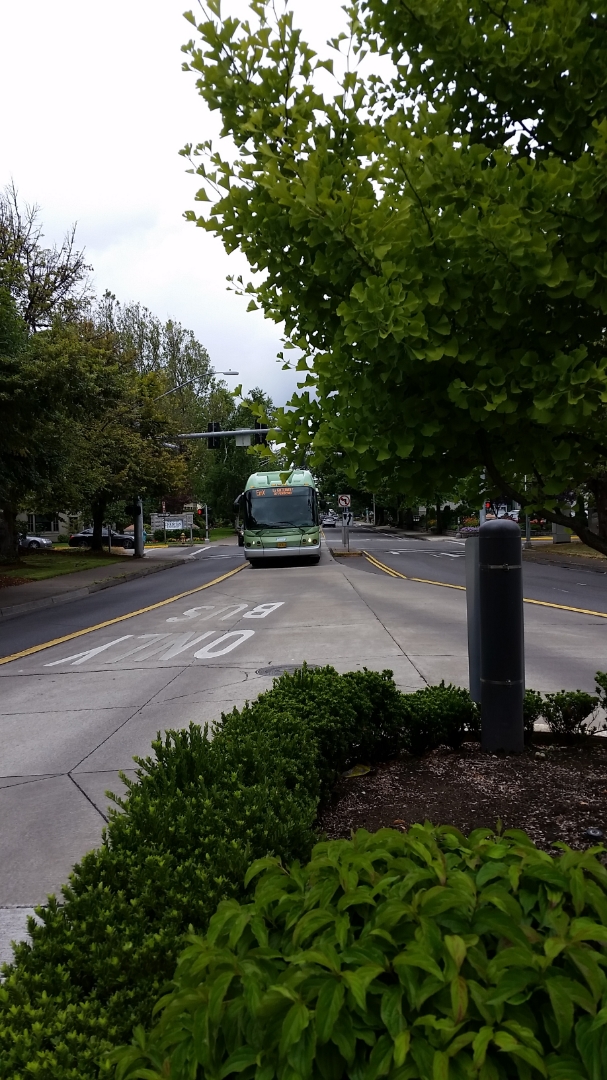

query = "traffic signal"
[[196, 508, 203, 517], [253, 420, 267, 446], [124, 502, 141, 517], [207, 421, 221, 449], [485, 500, 492, 510]]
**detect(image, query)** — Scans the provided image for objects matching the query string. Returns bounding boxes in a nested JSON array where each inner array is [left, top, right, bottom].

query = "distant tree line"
[[0, 185, 273, 559]]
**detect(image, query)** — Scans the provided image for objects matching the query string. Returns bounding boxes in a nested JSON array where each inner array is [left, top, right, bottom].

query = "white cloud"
[[0, 0, 350, 404]]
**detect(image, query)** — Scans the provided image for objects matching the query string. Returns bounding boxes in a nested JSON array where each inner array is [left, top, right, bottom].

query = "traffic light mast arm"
[[177, 428, 274, 439]]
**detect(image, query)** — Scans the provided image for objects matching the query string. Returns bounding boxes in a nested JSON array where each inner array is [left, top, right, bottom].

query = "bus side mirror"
[[234, 493, 244, 510]]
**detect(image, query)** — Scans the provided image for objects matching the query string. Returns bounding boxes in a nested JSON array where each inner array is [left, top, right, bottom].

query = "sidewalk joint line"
[[67, 772, 109, 824], [0, 562, 247, 666]]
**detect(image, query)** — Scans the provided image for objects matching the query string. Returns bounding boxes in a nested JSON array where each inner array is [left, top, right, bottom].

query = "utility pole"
[[134, 496, 144, 558]]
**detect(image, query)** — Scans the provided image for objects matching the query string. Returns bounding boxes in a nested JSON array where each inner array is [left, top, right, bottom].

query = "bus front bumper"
[[244, 541, 321, 560]]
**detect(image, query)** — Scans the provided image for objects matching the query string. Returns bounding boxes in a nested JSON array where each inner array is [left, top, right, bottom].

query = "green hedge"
[[114, 826, 607, 1080], [9, 666, 603, 1080], [524, 682, 605, 742], [3, 667, 470, 1080]]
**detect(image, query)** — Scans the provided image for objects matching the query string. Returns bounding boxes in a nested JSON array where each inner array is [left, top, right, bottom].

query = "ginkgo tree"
[[182, 0, 607, 552]]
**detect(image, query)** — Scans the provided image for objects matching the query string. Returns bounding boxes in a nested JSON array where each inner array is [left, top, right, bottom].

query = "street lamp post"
[[155, 371, 239, 399]]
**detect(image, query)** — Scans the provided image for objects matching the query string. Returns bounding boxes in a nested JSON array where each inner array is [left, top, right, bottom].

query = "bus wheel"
[[309, 556, 320, 565], [248, 560, 261, 568]]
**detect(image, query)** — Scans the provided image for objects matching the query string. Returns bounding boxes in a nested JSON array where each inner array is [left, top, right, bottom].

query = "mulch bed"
[[318, 739, 607, 852], [0, 575, 33, 589]]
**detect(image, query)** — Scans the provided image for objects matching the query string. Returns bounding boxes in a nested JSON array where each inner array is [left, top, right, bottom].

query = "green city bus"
[[236, 469, 320, 566]]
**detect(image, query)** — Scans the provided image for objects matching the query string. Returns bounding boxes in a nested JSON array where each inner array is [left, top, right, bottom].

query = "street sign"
[[338, 494, 351, 508], [342, 510, 353, 526], [151, 513, 194, 532]]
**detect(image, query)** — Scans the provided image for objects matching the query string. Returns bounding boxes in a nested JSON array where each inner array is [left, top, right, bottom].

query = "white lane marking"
[[242, 602, 284, 619], [220, 604, 249, 620], [166, 605, 215, 623], [45, 636, 133, 667], [158, 632, 215, 659], [166, 603, 249, 624], [44, 602, 282, 667], [388, 550, 464, 559], [105, 635, 171, 663], [193, 630, 255, 658]]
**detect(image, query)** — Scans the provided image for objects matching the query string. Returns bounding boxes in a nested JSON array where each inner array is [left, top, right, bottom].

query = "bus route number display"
[[255, 488, 294, 497]]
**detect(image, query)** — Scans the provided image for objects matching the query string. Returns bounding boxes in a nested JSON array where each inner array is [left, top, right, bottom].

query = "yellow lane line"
[[364, 551, 465, 590], [362, 552, 607, 619], [0, 562, 247, 666], [521, 597, 607, 619]]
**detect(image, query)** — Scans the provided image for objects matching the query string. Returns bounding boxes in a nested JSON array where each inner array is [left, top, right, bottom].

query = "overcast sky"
[[0, 1, 349, 404]]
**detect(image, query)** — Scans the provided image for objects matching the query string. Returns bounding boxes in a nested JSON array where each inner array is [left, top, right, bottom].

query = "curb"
[[522, 551, 607, 575], [0, 558, 186, 623]]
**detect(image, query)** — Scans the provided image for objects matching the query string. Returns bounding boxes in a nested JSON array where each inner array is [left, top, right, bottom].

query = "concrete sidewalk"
[[0, 548, 201, 622]]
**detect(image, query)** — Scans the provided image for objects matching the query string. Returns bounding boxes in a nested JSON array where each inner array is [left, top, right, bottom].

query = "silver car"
[[19, 533, 54, 551]]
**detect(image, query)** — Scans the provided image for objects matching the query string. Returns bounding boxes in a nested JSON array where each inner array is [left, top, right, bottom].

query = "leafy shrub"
[[594, 670, 607, 709], [523, 689, 544, 742], [0, 666, 405, 1080], [543, 690, 599, 741], [400, 681, 480, 754], [113, 825, 607, 1080]]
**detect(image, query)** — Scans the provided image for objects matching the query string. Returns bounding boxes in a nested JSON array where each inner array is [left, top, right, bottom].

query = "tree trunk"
[[435, 499, 443, 535], [0, 503, 19, 563], [479, 436, 607, 557], [91, 499, 107, 552]]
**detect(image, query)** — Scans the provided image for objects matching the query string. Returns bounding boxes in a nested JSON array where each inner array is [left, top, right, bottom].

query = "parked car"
[[321, 514, 337, 527], [69, 527, 135, 549], [19, 533, 54, 551]]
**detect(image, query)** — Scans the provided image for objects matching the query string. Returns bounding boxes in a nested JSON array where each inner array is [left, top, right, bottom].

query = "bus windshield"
[[244, 486, 318, 529]]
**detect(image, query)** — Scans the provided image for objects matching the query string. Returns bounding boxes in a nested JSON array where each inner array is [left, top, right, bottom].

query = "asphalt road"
[[0, 544, 247, 659], [331, 525, 607, 614], [2, 530, 607, 962]]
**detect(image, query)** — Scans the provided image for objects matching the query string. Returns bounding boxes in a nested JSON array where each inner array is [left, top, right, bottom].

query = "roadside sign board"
[[338, 494, 351, 508], [151, 513, 194, 531], [342, 510, 353, 526]]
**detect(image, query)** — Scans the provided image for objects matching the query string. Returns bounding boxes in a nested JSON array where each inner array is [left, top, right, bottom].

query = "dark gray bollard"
[[465, 535, 481, 703], [479, 518, 524, 752]]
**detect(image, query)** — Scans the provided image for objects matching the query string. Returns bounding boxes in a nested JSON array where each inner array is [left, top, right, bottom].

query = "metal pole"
[[342, 514, 350, 551], [372, 493, 376, 525], [205, 504, 209, 542], [163, 517, 166, 545], [479, 518, 524, 752], [523, 474, 532, 549], [465, 535, 481, 703], [190, 523, 192, 543], [134, 496, 144, 558], [107, 525, 111, 555]]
